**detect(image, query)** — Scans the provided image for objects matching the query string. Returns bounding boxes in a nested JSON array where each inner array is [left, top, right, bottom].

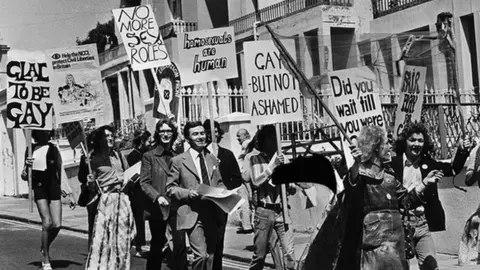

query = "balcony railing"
[[159, 21, 198, 38], [99, 45, 126, 65], [229, 0, 353, 35], [372, 0, 432, 18]]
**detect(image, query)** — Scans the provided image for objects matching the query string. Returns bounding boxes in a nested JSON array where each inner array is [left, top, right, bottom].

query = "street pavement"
[[0, 196, 477, 270]]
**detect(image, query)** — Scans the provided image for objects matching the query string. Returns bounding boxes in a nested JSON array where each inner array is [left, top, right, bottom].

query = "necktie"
[[405, 159, 419, 169], [198, 153, 209, 185]]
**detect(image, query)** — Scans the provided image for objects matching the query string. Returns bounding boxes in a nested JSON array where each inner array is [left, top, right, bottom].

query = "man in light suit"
[[166, 121, 224, 270]]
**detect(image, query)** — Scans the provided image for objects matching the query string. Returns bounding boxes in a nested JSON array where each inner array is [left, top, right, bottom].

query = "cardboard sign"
[[153, 62, 181, 119], [244, 40, 303, 126], [62, 121, 85, 149], [394, 65, 426, 138], [6, 50, 54, 130], [112, 4, 171, 70], [328, 66, 385, 167], [46, 44, 104, 124], [177, 27, 237, 85]]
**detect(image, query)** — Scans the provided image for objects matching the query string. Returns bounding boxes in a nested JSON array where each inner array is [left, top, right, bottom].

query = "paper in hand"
[[32, 145, 49, 171]]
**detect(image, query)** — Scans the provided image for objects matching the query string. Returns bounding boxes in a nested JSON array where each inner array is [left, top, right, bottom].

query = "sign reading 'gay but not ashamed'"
[[6, 50, 53, 130], [113, 4, 171, 70], [244, 40, 302, 126]]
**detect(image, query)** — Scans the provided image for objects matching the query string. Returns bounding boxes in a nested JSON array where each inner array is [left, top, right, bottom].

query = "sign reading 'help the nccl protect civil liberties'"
[[112, 5, 171, 71], [6, 50, 53, 130], [244, 40, 303, 126]]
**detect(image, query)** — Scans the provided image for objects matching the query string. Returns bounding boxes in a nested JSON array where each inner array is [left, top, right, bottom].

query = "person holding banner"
[[81, 125, 135, 270], [248, 125, 296, 270], [166, 121, 224, 270], [391, 122, 472, 269], [21, 130, 73, 270]]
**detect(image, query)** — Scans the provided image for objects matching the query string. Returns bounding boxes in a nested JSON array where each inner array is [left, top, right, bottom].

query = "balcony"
[[99, 45, 126, 65], [372, 0, 432, 18], [159, 21, 198, 38], [229, 0, 353, 36]]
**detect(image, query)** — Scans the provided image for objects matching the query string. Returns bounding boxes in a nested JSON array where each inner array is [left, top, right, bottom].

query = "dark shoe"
[[237, 229, 254, 234]]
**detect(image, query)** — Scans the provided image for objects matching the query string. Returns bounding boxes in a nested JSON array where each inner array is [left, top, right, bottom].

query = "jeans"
[[249, 207, 296, 270], [413, 223, 438, 270], [147, 216, 167, 270], [238, 184, 253, 230]]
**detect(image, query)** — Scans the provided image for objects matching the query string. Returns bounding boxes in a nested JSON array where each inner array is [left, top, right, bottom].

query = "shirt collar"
[[403, 153, 420, 168], [189, 147, 205, 158]]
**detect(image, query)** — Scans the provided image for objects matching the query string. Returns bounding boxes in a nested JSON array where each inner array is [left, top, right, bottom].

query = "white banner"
[[394, 65, 426, 138], [6, 50, 54, 130], [112, 4, 171, 70], [177, 27, 237, 85], [244, 40, 302, 126], [46, 44, 104, 124]]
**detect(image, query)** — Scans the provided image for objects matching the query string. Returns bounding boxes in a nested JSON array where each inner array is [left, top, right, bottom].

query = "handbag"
[[77, 182, 99, 207]]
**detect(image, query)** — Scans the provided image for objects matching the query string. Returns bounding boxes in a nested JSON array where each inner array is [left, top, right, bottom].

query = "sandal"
[[42, 262, 53, 270]]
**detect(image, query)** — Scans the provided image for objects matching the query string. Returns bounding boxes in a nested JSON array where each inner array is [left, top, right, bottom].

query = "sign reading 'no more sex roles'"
[[45, 44, 104, 124], [6, 50, 53, 130], [177, 27, 237, 86], [244, 40, 303, 126], [394, 65, 426, 138], [113, 4, 171, 71]]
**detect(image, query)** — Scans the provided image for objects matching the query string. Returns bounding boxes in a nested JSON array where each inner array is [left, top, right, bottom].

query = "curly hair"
[[154, 119, 178, 146], [357, 126, 389, 162], [394, 122, 434, 157]]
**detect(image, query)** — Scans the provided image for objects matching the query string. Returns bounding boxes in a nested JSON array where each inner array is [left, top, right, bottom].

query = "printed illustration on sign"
[[394, 65, 426, 138], [113, 5, 171, 70], [153, 62, 181, 119], [177, 27, 237, 85], [244, 40, 302, 126], [6, 50, 53, 130], [46, 44, 104, 124]]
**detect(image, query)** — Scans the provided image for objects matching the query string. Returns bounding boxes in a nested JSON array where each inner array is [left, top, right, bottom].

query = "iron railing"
[[159, 21, 198, 38], [371, 0, 432, 18], [98, 45, 126, 65], [229, 0, 353, 35]]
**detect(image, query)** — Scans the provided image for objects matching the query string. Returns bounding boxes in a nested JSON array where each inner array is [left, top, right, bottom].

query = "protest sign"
[[6, 50, 53, 130], [177, 27, 237, 85], [153, 62, 181, 119], [46, 44, 104, 124], [328, 66, 385, 167], [394, 65, 426, 138], [62, 121, 85, 149], [112, 4, 171, 70], [244, 40, 303, 126]]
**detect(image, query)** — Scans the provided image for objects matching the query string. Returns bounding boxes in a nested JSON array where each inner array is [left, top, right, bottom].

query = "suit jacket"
[[166, 149, 224, 230], [139, 145, 173, 220], [391, 149, 469, 232], [217, 146, 243, 190]]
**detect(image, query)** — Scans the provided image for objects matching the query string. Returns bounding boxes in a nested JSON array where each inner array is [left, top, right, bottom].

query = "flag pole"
[[26, 130, 33, 213]]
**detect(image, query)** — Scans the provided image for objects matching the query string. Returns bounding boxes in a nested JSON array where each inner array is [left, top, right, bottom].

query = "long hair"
[[256, 125, 276, 153], [153, 119, 178, 146], [357, 125, 389, 162], [394, 122, 434, 157], [90, 125, 115, 153], [132, 129, 152, 149], [246, 133, 258, 154]]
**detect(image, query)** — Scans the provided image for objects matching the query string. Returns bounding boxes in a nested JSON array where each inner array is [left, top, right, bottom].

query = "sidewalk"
[[0, 196, 474, 270]]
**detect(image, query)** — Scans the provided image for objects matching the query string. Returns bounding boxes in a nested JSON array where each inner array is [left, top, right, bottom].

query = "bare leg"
[[48, 200, 62, 248], [36, 200, 53, 264]]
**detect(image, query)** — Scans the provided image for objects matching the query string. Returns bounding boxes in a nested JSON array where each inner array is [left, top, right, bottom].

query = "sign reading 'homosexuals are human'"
[[328, 66, 385, 136], [244, 40, 303, 126], [177, 27, 237, 85], [394, 65, 426, 138], [45, 44, 104, 124], [6, 50, 53, 130], [112, 4, 171, 71]]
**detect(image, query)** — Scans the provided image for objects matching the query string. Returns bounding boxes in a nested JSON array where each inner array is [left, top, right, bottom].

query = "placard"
[[244, 40, 302, 126], [112, 4, 171, 70], [177, 27, 237, 85], [62, 121, 85, 149], [153, 62, 181, 119], [46, 44, 104, 124], [6, 50, 53, 130], [394, 65, 426, 138]]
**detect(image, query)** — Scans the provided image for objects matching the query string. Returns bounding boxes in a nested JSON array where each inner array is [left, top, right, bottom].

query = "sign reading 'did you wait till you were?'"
[[112, 4, 171, 71], [394, 65, 426, 138], [177, 27, 237, 85], [45, 44, 104, 124], [6, 50, 53, 130], [244, 40, 303, 126]]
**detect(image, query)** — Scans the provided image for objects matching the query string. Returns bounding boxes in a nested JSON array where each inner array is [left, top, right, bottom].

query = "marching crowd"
[[22, 119, 480, 270]]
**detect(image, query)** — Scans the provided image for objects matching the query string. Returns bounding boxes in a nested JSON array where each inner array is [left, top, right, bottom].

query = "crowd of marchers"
[[22, 119, 480, 270]]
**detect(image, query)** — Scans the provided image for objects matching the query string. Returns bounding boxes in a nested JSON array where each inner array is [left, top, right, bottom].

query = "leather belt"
[[258, 201, 282, 212]]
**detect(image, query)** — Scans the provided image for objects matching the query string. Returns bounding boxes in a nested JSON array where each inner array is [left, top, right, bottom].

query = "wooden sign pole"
[[26, 130, 33, 213], [275, 123, 289, 225], [207, 82, 218, 157]]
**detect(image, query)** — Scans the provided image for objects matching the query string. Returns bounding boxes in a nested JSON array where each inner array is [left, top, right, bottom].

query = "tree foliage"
[[76, 18, 118, 54]]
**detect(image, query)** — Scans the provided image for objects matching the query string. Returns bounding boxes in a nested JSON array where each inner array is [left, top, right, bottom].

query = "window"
[[169, 0, 182, 20]]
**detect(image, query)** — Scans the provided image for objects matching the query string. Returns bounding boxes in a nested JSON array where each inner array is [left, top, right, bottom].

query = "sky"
[[0, 0, 120, 51]]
